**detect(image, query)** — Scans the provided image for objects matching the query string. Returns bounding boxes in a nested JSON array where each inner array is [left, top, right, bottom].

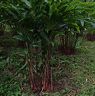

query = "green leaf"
[[80, 20, 85, 27], [21, 0, 31, 8], [13, 35, 24, 41]]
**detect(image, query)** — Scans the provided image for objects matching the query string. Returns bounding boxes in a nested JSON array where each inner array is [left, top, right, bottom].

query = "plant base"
[[86, 34, 95, 41]]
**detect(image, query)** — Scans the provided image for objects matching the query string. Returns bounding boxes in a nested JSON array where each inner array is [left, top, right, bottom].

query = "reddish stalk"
[[42, 45, 53, 92], [28, 60, 36, 91], [26, 43, 39, 92], [86, 33, 95, 41], [59, 33, 76, 55]]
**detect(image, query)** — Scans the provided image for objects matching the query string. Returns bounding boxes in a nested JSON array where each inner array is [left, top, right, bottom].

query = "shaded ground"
[[42, 40, 95, 96], [1, 40, 95, 96]]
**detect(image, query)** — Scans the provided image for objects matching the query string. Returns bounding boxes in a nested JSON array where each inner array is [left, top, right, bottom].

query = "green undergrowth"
[[1, 41, 95, 96]]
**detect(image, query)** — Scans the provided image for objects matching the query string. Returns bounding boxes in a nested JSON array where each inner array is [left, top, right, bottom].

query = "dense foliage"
[[0, 0, 95, 95]]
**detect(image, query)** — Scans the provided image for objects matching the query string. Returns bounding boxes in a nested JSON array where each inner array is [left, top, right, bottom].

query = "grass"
[[1, 40, 95, 96], [42, 40, 95, 96]]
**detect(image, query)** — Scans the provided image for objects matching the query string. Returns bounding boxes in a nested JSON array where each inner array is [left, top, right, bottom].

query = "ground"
[[50, 40, 95, 96], [0, 40, 95, 96]]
